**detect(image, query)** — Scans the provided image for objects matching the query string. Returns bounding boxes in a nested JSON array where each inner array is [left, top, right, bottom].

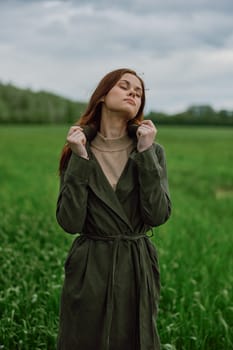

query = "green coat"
[[56, 140, 171, 350]]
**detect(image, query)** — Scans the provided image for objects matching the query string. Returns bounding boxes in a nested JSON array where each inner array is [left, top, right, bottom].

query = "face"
[[102, 73, 143, 120]]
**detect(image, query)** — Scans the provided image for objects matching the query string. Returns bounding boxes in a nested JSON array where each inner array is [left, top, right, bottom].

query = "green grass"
[[0, 125, 232, 349]]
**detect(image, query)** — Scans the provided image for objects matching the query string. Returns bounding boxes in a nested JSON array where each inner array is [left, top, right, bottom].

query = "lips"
[[124, 98, 136, 106]]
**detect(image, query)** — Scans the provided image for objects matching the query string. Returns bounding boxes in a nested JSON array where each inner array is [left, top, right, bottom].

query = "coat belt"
[[82, 232, 151, 241]]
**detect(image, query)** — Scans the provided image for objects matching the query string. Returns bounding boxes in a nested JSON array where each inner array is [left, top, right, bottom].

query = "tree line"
[[0, 82, 86, 124], [0, 82, 232, 126]]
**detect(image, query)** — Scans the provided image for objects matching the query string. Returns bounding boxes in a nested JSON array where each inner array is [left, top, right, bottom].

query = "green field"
[[0, 125, 232, 349]]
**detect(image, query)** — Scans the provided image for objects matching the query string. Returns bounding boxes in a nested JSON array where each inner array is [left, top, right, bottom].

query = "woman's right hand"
[[66, 126, 89, 159]]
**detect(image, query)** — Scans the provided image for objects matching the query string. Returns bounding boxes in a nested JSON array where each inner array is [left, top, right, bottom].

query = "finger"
[[137, 125, 151, 135], [67, 130, 86, 144], [68, 129, 85, 139], [67, 126, 83, 136], [139, 125, 152, 131], [137, 127, 147, 137], [140, 121, 156, 132], [140, 120, 155, 127]]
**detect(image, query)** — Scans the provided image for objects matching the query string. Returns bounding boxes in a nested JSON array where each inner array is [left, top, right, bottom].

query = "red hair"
[[59, 68, 146, 174]]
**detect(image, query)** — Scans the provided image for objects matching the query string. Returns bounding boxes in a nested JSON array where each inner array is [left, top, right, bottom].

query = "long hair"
[[59, 68, 146, 174]]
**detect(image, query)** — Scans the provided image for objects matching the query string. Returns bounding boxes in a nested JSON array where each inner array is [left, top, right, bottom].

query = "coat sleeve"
[[56, 153, 92, 234], [131, 143, 172, 227]]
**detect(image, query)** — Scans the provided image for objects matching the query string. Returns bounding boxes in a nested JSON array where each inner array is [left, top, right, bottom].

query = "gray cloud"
[[70, 0, 232, 16], [0, 0, 232, 112], [10, 0, 233, 14]]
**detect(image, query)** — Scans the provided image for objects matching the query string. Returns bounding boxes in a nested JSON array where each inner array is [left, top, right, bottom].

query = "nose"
[[128, 89, 136, 97]]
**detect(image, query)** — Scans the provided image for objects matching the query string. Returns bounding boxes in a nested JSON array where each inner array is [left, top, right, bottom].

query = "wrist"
[[71, 144, 88, 158], [137, 143, 153, 153]]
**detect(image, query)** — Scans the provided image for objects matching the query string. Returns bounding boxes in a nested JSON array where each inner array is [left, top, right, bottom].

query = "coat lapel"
[[115, 150, 138, 201], [86, 144, 136, 231]]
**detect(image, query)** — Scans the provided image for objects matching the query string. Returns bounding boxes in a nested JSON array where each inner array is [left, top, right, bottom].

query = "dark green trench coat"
[[56, 139, 171, 350]]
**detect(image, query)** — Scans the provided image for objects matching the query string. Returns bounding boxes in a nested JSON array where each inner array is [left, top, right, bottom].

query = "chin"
[[122, 114, 135, 122], [126, 112, 137, 121], [122, 108, 137, 120]]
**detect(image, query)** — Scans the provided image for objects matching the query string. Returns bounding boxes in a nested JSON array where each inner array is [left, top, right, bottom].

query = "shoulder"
[[153, 142, 164, 151], [153, 142, 165, 155]]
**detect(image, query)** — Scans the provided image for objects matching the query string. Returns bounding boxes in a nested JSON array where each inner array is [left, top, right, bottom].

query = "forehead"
[[118, 73, 142, 89]]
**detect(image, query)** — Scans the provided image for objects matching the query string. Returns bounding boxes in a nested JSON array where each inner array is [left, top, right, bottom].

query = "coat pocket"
[[146, 239, 161, 295], [64, 235, 85, 270]]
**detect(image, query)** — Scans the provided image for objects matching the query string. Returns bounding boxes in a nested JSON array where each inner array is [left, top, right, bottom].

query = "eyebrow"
[[119, 79, 143, 92]]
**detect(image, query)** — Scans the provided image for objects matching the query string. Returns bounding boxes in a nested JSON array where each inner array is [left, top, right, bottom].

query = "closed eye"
[[119, 84, 128, 90], [119, 84, 142, 97]]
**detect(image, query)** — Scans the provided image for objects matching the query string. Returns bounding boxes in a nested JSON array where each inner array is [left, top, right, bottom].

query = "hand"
[[136, 120, 157, 152], [66, 126, 88, 159]]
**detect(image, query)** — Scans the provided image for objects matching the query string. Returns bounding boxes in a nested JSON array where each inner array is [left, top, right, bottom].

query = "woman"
[[56, 68, 171, 350]]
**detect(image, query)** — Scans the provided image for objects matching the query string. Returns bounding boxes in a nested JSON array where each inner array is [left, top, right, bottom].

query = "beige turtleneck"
[[90, 132, 134, 190]]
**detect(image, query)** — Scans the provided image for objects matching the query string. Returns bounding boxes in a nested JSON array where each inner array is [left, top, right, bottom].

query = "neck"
[[100, 107, 128, 138]]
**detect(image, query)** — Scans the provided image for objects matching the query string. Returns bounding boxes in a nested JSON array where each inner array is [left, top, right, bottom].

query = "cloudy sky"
[[0, 0, 233, 113]]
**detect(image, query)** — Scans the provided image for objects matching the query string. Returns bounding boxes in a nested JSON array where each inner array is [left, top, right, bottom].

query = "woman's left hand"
[[136, 120, 157, 152]]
